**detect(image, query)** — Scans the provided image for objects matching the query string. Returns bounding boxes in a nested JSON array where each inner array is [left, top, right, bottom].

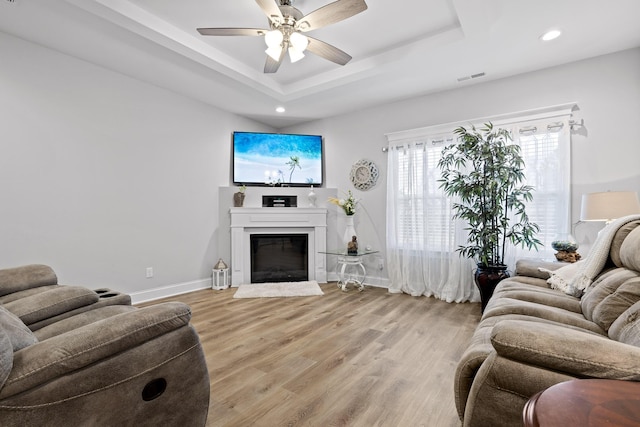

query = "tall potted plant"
[[437, 123, 541, 311]]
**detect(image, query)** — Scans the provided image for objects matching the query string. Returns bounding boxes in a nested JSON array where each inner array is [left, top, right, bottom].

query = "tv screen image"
[[233, 131, 323, 186]]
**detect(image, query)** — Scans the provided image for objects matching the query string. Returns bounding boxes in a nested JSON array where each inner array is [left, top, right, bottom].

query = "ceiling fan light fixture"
[[288, 46, 305, 63], [289, 31, 308, 52], [265, 45, 283, 61], [197, 0, 369, 73], [264, 29, 283, 48]]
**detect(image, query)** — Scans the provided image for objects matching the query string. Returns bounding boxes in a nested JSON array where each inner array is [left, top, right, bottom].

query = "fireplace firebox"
[[250, 234, 308, 283]]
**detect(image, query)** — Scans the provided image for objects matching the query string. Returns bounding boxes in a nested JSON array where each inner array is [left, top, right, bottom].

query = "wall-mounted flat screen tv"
[[233, 131, 323, 187]]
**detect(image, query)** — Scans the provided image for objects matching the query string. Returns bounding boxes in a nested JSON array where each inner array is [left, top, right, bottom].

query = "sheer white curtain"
[[385, 105, 574, 302], [385, 137, 478, 302], [503, 119, 572, 265]]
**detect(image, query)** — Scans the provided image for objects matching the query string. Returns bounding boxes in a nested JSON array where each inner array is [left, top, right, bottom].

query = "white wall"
[[286, 47, 640, 276], [0, 32, 268, 300], [2, 28, 637, 297]]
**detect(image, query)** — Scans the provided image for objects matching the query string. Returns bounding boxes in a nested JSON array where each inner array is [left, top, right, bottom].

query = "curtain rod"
[[385, 102, 578, 143], [382, 119, 584, 152], [382, 137, 455, 152]]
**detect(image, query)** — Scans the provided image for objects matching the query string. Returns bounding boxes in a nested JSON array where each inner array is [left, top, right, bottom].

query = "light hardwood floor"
[[142, 283, 481, 426]]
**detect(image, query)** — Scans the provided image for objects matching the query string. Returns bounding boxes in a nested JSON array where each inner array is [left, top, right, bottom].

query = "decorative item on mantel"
[[212, 258, 229, 290], [328, 190, 359, 245], [233, 185, 246, 207], [308, 185, 317, 207]]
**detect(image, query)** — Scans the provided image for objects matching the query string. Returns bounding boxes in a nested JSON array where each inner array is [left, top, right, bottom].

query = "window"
[[517, 130, 565, 259], [384, 104, 574, 300], [392, 141, 454, 251], [389, 125, 570, 260]]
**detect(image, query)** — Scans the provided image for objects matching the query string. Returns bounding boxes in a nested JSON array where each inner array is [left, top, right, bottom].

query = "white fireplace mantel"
[[229, 207, 328, 286]]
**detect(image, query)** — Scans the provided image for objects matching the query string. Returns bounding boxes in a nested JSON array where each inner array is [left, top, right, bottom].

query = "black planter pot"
[[474, 263, 510, 312]]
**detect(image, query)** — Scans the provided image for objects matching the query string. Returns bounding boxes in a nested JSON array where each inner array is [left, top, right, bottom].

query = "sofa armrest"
[[490, 320, 640, 380], [1, 302, 192, 398], [0, 265, 57, 297], [4, 286, 99, 325], [515, 259, 567, 279]]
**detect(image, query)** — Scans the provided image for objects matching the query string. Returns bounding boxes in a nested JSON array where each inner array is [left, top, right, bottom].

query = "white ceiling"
[[2, 0, 640, 128]]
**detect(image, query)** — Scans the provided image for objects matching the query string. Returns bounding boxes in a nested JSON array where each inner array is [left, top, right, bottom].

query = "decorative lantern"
[[212, 258, 229, 290]]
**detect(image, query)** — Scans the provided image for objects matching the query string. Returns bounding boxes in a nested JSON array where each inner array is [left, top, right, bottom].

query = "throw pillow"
[[0, 305, 38, 351], [539, 260, 584, 296]]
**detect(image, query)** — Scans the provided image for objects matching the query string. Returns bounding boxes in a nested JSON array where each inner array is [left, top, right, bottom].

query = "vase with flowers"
[[329, 190, 359, 246]]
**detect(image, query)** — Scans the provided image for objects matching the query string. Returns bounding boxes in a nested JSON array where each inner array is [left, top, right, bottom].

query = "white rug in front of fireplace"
[[233, 281, 324, 299]]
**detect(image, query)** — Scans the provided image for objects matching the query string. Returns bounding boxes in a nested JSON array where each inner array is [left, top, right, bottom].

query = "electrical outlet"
[[146, 267, 153, 278]]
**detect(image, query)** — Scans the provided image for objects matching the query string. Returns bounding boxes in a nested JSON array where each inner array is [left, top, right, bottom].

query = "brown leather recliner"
[[0, 264, 210, 426]]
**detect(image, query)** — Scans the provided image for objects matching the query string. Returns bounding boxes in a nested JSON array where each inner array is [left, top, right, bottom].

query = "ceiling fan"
[[197, 0, 368, 73]]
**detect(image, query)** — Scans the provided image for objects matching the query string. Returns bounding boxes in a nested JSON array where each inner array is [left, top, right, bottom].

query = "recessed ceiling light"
[[540, 29, 562, 41], [276, 106, 286, 113]]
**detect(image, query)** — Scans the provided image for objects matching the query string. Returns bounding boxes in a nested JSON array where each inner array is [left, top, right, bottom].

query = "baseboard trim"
[[130, 278, 211, 304], [131, 274, 389, 304]]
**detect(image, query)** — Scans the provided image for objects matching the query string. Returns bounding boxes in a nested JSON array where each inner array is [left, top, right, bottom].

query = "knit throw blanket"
[[540, 214, 640, 296]]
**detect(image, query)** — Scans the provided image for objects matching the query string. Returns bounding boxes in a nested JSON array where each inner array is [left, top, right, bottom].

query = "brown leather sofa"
[[455, 218, 640, 426], [0, 264, 210, 426]]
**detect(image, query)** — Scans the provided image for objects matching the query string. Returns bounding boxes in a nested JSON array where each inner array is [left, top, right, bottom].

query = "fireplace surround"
[[229, 207, 327, 286]]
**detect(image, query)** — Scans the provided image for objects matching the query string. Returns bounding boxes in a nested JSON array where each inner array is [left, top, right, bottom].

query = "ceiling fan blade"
[[297, 0, 367, 32], [264, 48, 286, 73], [255, 0, 284, 24], [306, 37, 352, 65], [197, 28, 267, 36]]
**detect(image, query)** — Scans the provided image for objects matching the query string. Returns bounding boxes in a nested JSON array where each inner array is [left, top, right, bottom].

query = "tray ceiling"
[[1, 0, 639, 128]]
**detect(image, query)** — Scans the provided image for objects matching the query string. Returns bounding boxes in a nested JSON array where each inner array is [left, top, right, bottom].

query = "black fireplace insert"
[[250, 234, 308, 283]]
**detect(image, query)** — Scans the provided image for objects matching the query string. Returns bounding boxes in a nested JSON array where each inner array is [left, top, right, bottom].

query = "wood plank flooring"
[[140, 283, 481, 427]]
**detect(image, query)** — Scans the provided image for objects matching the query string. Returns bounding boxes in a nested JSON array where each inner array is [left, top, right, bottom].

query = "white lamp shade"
[[289, 32, 308, 52], [580, 191, 640, 222], [265, 45, 283, 61], [288, 46, 305, 63], [264, 30, 283, 48]]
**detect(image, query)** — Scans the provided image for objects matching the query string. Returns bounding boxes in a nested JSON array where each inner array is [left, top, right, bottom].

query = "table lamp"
[[580, 191, 640, 223]]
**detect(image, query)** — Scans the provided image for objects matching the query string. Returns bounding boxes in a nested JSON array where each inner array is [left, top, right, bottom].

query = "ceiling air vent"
[[457, 72, 486, 82]]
